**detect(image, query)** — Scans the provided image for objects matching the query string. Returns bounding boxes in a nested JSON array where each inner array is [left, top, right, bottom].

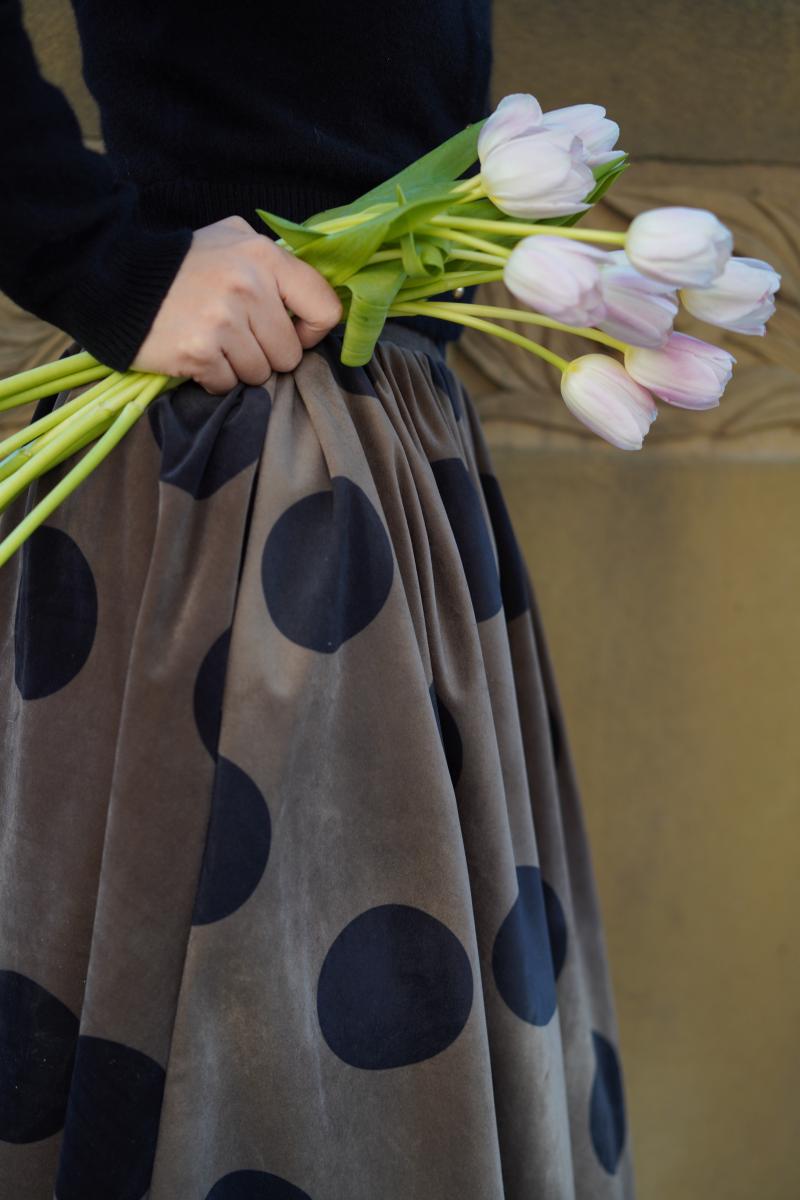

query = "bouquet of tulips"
[[0, 91, 781, 568]]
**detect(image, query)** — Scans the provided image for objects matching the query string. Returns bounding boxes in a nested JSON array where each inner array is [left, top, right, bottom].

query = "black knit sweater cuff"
[[60, 224, 194, 373]]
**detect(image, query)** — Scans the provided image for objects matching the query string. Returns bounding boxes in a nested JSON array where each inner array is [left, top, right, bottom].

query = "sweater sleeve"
[[0, 0, 194, 372]]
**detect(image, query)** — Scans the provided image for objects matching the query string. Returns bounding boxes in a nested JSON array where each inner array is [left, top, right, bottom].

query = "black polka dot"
[[14, 524, 97, 700], [205, 1170, 312, 1199], [148, 382, 271, 498], [206, 1171, 311, 1200], [429, 684, 463, 788], [313, 333, 379, 398], [55, 1035, 165, 1200], [492, 865, 567, 1026], [589, 1030, 627, 1174], [317, 903, 473, 1069], [261, 477, 394, 652], [0, 970, 79, 1143], [194, 628, 232, 758], [431, 458, 502, 623], [479, 473, 531, 621], [192, 756, 271, 926], [425, 354, 463, 420]]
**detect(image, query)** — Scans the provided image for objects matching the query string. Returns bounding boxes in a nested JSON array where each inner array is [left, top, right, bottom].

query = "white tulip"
[[624, 332, 736, 409], [597, 250, 678, 347], [481, 126, 595, 219], [560, 354, 658, 450], [680, 255, 781, 335], [477, 93, 544, 163], [541, 102, 623, 167], [625, 207, 733, 288], [504, 235, 608, 327]]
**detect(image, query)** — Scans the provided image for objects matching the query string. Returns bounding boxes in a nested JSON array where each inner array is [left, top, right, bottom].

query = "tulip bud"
[[477, 93, 544, 163], [597, 250, 678, 348], [560, 354, 658, 450], [624, 332, 736, 409], [680, 255, 781, 335], [541, 102, 623, 167], [625, 207, 733, 288], [504, 235, 608, 327], [481, 126, 595, 219]]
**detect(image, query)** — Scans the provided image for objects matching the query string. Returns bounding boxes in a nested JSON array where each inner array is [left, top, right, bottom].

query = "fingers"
[[246, 277, 305, 374], [269, 244, 344, 348]]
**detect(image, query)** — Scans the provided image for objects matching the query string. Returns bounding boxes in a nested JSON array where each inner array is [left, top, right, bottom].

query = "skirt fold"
[[0, 320, 635, 1199]]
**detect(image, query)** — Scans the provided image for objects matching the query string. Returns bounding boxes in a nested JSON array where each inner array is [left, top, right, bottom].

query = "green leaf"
[[294, 187, 459, 286], [337, 260, 409, 365], [254, 208, 327, 250], [300, 118, 488, 227]]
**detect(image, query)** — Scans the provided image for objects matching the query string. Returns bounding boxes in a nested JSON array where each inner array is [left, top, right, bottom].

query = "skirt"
[[0, 317, 636, 1200]]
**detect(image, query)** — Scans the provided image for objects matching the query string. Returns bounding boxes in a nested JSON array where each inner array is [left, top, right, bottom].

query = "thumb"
[[292, 312, 339, 349]]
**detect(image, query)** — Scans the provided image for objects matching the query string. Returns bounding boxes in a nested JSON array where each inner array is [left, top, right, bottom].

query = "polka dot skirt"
[[0, 320, 636, 1199]]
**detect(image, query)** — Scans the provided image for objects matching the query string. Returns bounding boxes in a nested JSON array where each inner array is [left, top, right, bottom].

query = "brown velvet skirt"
[[0, 318, 636, 1199]]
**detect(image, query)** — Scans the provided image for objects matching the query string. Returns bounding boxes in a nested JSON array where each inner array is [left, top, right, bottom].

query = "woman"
[[0, 2, 635, 1197]]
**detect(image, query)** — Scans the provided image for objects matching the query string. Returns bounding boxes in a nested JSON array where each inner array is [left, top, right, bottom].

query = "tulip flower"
[[480, 125, 595, 219], [680, 255, 781, 335], [624, 331, 735, 409], [625, 207, 733, 288], [560, 354, 658, 450], [541, 102, 623, 167], [504, 235, 608, 327], [477, 92, 544, 162], [597, 250, 678, 348]]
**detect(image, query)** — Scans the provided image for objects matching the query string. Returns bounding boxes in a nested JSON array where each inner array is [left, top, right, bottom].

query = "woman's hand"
[[130, 215, 343, 394]]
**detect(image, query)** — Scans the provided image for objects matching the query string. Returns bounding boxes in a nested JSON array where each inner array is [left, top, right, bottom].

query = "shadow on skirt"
[[0, 318, 636, 1199]]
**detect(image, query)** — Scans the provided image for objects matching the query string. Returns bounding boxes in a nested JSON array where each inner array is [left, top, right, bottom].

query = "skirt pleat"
[[0, 319, 636, 1199]]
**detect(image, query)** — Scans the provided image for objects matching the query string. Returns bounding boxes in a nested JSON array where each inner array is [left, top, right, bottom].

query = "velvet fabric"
[[0, 320, 634, 1198]]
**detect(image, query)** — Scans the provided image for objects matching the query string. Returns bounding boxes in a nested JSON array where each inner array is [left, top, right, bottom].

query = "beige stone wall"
[[448, 4, 800, 1197]]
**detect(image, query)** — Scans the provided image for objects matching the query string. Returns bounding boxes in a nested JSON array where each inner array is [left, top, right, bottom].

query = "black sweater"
[[0, 1, 492, 373]]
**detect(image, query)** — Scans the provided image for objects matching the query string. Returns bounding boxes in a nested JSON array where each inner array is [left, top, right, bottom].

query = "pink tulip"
[[625, 207, 733, 288], [597, 250, 678, 347], [541, 102, 624, 166], [561, 354, 658, 450], [477, 93, 544, 162], [480, 126, 595, 219], [624, 332, 736, 409], [504, 235, 609, 327], [680, 256, 781, 335]]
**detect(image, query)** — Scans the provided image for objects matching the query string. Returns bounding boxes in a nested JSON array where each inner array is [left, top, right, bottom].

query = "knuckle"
[[204, 300, 235, 331], [222, 214, 251, 232], [177, 335, 213, 370], [227, 267, 259, 301]]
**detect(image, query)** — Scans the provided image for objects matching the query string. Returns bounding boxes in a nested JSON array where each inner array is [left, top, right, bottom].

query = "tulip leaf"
[[300, 119, 488, 227], [254, 209, 328, 249], [293, 188, 459, 286], [337, 260, 409, 366]]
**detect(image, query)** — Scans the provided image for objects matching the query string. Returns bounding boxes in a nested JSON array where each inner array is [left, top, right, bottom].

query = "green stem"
[[444, 249, 507, 268], [390, 300, 569, 373], [0, 364, 111, 412], [0, 371, 128, 464], [0, 375, 169, 569], [420, 223, 511, 260], [422, 300, 629, 353], [0, 374, 153, 512], [366, 249, 404, 264], [428, 213, 627, 245], [0, 350, 103, 403], [396, 268, 504, 303]]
